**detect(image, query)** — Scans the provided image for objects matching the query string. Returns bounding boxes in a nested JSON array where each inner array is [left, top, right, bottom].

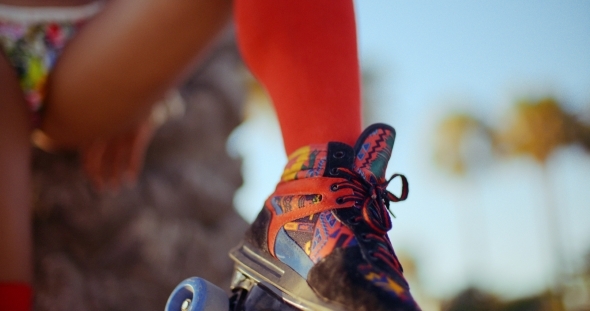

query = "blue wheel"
[[165, 277, 229, 311]]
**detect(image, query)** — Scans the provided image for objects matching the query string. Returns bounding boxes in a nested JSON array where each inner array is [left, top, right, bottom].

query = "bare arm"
[[41, 0, 233, 147]]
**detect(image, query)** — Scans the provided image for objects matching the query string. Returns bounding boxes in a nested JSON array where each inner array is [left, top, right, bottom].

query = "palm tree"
[[434, 113, 492, 175], [436, 97, 590, 310], [434, 112, 494, 287], [495, 97, 588, 161], [496, 98, 590, 300]]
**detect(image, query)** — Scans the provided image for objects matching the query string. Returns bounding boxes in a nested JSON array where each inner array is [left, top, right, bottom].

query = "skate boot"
[[229, 123, 420, 311]]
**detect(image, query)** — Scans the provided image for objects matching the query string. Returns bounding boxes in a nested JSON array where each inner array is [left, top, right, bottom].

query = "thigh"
[[0, 52, 33, 283], [41, 0, 232, 148]]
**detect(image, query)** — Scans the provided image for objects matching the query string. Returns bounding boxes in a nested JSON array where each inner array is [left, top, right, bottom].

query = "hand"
[[34, 91, 184, 192], [80, 116, 156, 192], [81, 90, 185, 192]]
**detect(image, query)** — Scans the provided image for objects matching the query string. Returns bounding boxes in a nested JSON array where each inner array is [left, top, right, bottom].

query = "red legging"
[[235, 0, 362, 155], [0, 283, 31, 311]]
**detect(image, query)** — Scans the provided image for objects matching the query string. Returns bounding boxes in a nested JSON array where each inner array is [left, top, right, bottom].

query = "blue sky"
[[230, 0, 590, 303], [354, 0, 590, 299]]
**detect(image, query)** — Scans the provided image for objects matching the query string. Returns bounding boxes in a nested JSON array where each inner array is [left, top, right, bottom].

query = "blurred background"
[[229, 1, 590, 310]]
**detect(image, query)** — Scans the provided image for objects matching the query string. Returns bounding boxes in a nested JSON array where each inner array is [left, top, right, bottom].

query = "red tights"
[[235, 0, 362, 155], [0, 283, 31, 311]]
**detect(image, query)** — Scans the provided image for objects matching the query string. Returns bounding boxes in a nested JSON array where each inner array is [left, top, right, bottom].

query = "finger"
[[81, 140, 107, 191], [112, 133, 134, 190], [127, 120, 156, 185], [100, 135, 130, 192]]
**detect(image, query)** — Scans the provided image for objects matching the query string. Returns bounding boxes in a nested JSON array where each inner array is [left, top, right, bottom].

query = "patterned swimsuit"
[[0, 2, 102, 126]]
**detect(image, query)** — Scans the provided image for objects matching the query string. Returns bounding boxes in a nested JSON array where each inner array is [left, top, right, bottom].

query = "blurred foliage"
[[435, 97, 590, 174], [442, 287, 562, 311], [434, 97, 590, 310], [445, 256, 590, 311], [496, 98, 590, 162], [434, 113, 491, 175]]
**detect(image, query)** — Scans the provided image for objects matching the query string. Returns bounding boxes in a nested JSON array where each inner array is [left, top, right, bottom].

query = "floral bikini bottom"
[[0, 2, 102, 126]]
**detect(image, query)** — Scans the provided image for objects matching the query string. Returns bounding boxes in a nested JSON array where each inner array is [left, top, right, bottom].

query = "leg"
[[235, 0, 362, 154], [41, 0, 232, 148], [230, 2, 420, 310], [0, 53, 33, 310]]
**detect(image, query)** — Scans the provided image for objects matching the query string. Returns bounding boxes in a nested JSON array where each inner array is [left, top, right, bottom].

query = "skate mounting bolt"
[[180, 298, 191, 311]]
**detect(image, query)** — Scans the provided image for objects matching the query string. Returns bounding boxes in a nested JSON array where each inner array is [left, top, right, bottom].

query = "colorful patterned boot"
[[229, 123, 420, 311]]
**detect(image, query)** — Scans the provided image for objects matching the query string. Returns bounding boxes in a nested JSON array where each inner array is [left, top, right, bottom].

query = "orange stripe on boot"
[[264, 176, 354, 256]]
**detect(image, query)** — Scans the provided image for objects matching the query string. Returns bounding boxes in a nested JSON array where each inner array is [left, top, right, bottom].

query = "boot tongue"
[[353, 124, 396, 181]]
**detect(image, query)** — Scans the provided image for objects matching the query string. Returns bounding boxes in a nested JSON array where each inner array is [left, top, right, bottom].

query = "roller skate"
[[165, 123, 420, 311], [230, 123, 419, 311]]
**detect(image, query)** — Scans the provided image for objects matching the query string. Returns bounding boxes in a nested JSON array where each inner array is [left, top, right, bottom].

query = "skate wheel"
[[165, 277, 229, 311]]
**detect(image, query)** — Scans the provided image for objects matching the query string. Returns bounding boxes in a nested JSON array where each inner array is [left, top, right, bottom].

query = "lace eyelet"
[[329, 167, 339, 175], [360, 233, 370, 242], [336, 197, 344, 204], [330, 184, 339, 191], [333, 151, 345, 159]]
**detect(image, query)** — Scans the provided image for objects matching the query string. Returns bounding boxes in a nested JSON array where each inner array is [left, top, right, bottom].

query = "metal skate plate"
[[237, 282, 299, 311], [229, 241, 346, 311]]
